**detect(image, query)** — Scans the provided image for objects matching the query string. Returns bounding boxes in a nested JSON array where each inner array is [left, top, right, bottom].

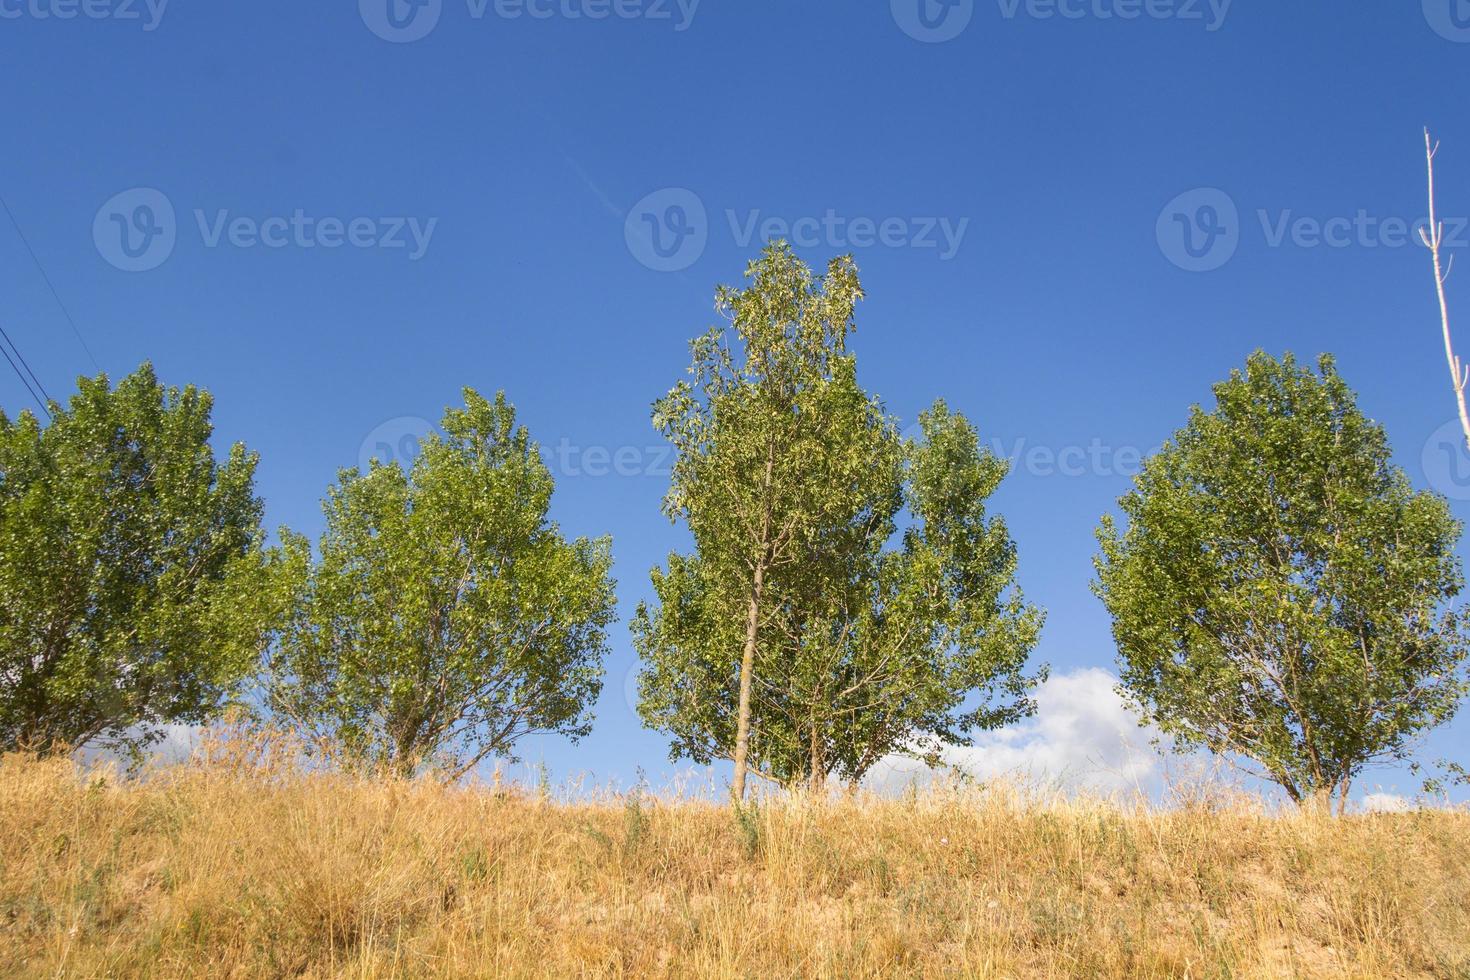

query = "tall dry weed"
[[1, 733, 1466, 978]]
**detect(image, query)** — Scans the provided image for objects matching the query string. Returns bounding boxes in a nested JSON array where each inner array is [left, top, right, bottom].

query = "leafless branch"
[[1421, 129, 1470, 450]]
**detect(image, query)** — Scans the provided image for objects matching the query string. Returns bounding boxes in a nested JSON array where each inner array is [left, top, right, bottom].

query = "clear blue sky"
[[3, 1, 1470, 801]]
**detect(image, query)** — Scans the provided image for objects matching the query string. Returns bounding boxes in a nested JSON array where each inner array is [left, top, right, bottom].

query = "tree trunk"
[[1305, 786, 1335, 815], [1336, 777, 1352, 817], [809, 726, 825, 796], [732, 445, 776, 804], [731, 562, 764, 802]]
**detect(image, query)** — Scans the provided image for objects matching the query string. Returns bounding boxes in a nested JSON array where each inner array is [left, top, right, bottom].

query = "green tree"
[[1094, 352, 1470, 811], [813, 403, 1045, 789], [634, 243, 1044, 796], [0, 364, 275, 756], [267, 389, 616, 779]]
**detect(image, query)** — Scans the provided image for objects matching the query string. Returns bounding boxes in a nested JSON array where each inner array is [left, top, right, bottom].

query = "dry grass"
[[1, 750, 1467, 979]]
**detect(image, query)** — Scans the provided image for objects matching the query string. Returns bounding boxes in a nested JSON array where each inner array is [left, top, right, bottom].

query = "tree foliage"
[[266, 389, 616, 778], [814, 402, 1046, 784], [0, 364, 274, 755], [634, 243, 1044, 793], [1094, 352, 1470, 808]]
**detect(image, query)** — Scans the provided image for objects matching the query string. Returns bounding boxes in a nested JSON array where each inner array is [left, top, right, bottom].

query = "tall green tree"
[[634, 243, 875, 800], [0, 364, 275, 756], [1094, 352, 1470, 810], [267, 389, 616, 779], [634, 243, 1044, 795]]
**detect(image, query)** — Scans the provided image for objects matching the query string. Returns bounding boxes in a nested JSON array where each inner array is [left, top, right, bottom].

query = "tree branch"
[[1422, 129, 1470, 451]]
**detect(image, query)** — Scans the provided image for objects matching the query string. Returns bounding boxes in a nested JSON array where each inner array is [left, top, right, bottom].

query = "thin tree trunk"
[[1277, 776, 1303, 807], [732, 445, 776, 803], [1305, 786, 1335, 815], [731, 564, 764, 802], [809, 726, 825, 796]]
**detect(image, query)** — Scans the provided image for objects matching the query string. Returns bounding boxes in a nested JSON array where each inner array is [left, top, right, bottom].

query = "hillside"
[[2, 753, 1467, 978]]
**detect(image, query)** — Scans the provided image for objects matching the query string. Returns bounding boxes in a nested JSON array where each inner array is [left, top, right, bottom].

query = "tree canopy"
[[0, 364, 275, 756], [635, 243, 1044, 793], [1094, 351, 1470, 808], [267, 389, 616, 778]]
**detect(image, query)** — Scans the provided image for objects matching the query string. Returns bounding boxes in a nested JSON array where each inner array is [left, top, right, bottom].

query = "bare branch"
[[1424, 129, 1470, 451]]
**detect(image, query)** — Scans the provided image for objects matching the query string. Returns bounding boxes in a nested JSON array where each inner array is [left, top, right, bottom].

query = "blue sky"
[[3, 1, 1470, 802]]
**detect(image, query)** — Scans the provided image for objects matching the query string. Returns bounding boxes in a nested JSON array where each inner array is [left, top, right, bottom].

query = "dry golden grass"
[[1, 749, 1467, 979]]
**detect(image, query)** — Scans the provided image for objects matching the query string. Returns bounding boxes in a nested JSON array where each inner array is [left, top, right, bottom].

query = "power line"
[[0, 193, 100, 372], [0, 321, 53, 406], [0, 334, 49, 420]]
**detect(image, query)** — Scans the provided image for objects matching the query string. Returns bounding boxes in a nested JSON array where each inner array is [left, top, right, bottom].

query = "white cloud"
[[1360, 792, 1412, 814], [72, 722, 203, 769], [866, 667, 1166, 797]]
